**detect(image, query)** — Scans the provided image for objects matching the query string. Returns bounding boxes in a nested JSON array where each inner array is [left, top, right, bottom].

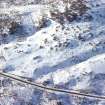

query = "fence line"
[[0, 71, 105, 100]]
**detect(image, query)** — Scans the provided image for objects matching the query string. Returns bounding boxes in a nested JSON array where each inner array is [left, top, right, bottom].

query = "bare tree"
[[49, 0, 88, 23], [0, 11, 21, 36]]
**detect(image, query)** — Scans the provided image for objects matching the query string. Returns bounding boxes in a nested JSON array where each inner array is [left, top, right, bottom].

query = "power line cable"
[[0, 72, 105, 100]]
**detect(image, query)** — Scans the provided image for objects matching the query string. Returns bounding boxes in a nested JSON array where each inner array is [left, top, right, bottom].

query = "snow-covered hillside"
[[0, 0, 105, 105]]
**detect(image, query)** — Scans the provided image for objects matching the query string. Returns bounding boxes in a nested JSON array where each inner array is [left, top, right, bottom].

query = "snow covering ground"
[[0, 0, 105, 105]]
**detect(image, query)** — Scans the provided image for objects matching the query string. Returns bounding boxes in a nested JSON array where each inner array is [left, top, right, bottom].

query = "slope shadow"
[[33, 5, 105, 80], [0, 17, 52, 45], [0, 24, 36, 45], [33, 44, 105, 80]]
